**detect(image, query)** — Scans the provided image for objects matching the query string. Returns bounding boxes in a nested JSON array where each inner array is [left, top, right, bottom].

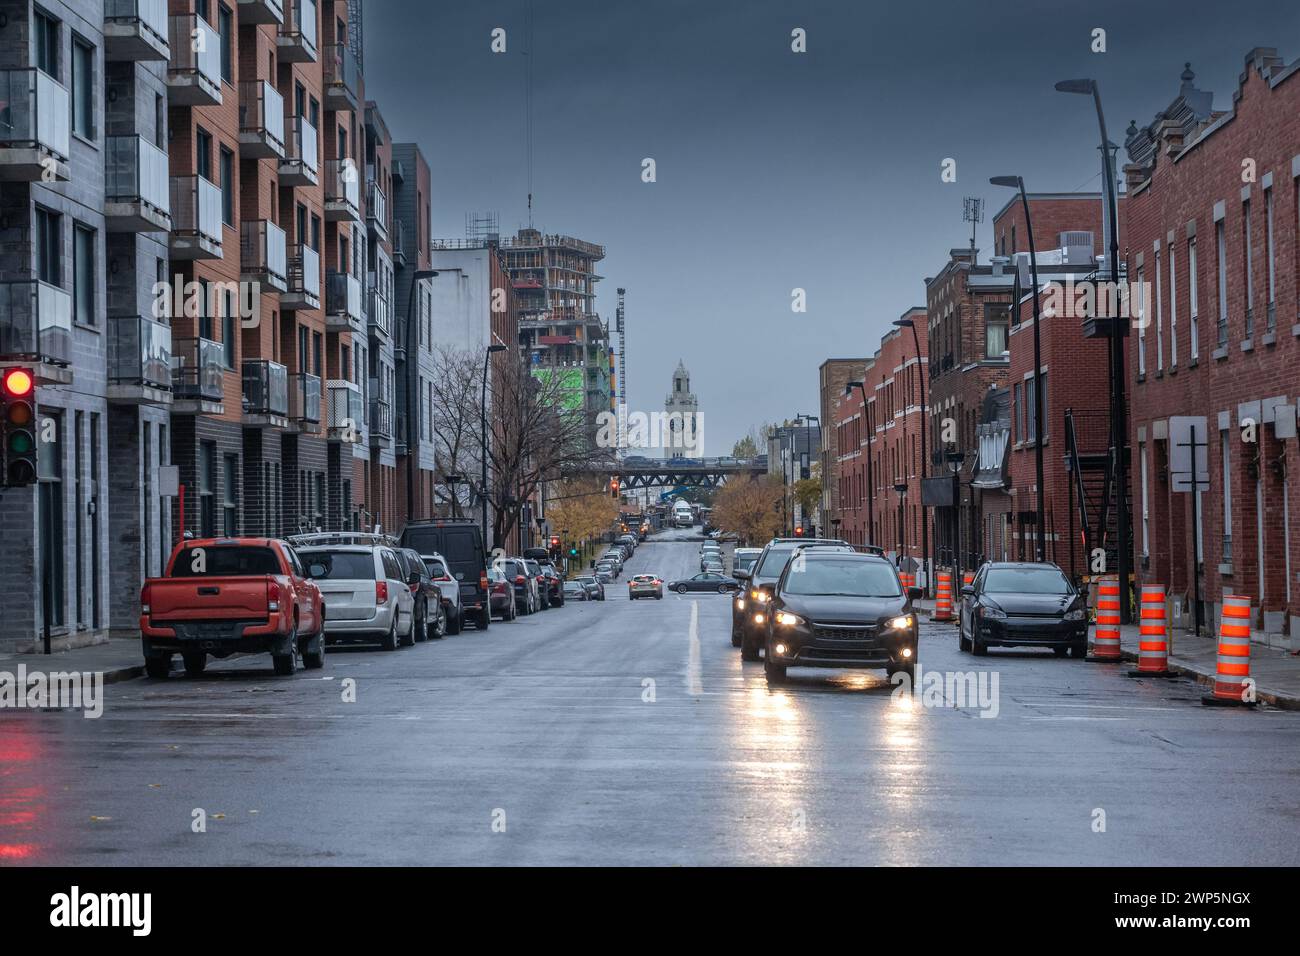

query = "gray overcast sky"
[[365, 0, 1300, 454]]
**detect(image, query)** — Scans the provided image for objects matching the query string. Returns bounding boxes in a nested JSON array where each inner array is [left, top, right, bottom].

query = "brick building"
[[1122, 52, 1300, 646], [818, 357, 868, 534], [832, 308, 928, 566]]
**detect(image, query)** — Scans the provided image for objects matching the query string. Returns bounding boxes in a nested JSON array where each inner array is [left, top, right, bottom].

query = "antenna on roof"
[[963, 197, 984, 264]]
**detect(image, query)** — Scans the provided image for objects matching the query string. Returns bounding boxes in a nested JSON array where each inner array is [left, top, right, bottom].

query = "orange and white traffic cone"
[[1088, 574, 1122, 661], [934, 570, 954, 622], [1128, 583, 1175, 677], [1202, 594, 1257, 707]]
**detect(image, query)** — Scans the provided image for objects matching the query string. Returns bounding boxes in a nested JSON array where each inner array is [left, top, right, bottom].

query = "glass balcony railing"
[[367, 287, 392, 338], [288, 243, 321, 299], [282, 114, 318, 175], [0, 68, 70, 161], [289, 372, 321, 424], [0, 280, 73, 364], [323, 42, 359, 106], [326, 270, 362, 323], [366, 178, 387, 234], [106, 135, 170, 213], [239, 80, 285, 154], [171, 336, 224, 403], [237, 0, 285, 25], [241, 220, 288, 287], [242, 359, 289, 417], [369, 398, 393, 439], [168, 15, 221, 93], [108, 314, 172, 389], [105, 0, 169, 49], [324, 159, 360, 213], [170, 175, 223, 246], [327, 380, 363, 432], [278, 0, 318, 60]]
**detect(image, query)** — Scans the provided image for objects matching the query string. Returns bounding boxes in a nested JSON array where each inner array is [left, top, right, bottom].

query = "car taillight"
[[480, 571, 489, 592], [409, 583, 420, 594], [267, 580, 281, 613], [140, 583, 151, 615], [654, 579, 662, 585], [515, 575, 526, 584], [435, 574, 453, 582], [376, 581, 389, 603]]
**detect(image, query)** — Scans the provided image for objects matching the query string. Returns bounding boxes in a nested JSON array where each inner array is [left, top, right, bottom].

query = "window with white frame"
[[1265, 185, 1276, 331], [1243, 199, 1254, 338], [1154, 247, 1164, 372], [1215, 220, 1228, 346], [1188, 236, 1199, 359], [1140, 442, 1150, 556], [1169, 242, 1178, 366], [1136, 266, 1146, 375]]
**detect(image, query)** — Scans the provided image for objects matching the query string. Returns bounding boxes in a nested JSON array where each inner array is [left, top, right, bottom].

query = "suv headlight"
[[981, 606, 1007, 620], [735, 596, 746, 610], [750, 589, 770, 604], [886, 614, 914, 631], [775, 610, 804, 628], [1064, 607, 1087, 621]]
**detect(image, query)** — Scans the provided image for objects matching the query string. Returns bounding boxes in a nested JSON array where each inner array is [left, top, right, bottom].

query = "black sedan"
[[760, 551, 919, 684], [666, 572, 742, 595], [957, 562, 1088, 657]]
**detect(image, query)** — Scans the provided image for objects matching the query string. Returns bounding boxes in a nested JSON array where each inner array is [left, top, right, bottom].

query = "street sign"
[[1168, 416, 1209, 493]]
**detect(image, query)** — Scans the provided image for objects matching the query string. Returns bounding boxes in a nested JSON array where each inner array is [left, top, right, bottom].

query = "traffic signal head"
[[610, 477, 621, 499], [794, 525, 804, 537], [549, 535, 560, 549], [2, 368, 37, 487], [568, 546, 578, 558]]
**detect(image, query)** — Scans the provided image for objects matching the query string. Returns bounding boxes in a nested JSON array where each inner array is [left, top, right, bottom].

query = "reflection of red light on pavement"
[[0, 810, 36, 826], [0, 844, 35, 860]]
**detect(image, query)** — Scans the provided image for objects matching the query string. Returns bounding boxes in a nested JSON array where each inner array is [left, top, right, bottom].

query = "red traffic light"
[[549, 536, 560, 548], [3, 368, 33, 398], [794, 526, 804, 537]]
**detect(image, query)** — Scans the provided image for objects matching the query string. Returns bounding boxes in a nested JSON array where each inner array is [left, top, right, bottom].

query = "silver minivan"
[[298, 545, 415, 650]]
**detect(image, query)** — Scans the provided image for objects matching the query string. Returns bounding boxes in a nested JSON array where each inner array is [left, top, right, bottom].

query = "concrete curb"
[[1114, 647, 1300, 711]]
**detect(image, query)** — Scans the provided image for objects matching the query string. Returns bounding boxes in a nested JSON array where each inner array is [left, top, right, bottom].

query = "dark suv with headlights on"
[[732, 537, 850, 659], [760, 551, 920, 684], [958, 562, 1089, 657]]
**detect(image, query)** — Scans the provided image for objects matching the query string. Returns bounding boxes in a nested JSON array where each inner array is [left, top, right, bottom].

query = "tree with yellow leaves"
[[712, 474, 784, 547]]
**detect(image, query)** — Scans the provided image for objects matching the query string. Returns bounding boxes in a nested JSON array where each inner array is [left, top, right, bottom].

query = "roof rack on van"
[[286, 531, 398, 548]]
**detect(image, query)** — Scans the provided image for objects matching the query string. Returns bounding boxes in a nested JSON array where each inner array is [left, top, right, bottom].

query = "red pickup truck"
[[140, 538, 325, 678]]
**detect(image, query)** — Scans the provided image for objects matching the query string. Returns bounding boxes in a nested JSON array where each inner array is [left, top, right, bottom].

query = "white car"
[[422, 553, 464, 634], [297, 544, 415, 650]]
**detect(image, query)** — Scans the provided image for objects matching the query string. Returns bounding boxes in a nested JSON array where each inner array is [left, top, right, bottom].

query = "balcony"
[[169, 176, 223, 259], [0, 69, 70, 182], [279, 115, 318, 186], [0, 281, 73, 384], [366, 177, 388, 243], [105, 0, 170, 61], [167, 15, 222, 106], [238, 81, 285, 159], [241, 220, 288, 293], [277, 0, 318, 64], [237, 0, 284, 26], [324, 160, 361, 222], [288, 371, 322, 432], [323, 43, 360, 112], [367, 286, 392, 340], [327, 380, 363, 442], [369, 398, 393, 448], [171, 336, 224, 413], [107, 314, 172, 405], [392, 218, 407, 266], [325, 271, 363, 333], [242, 359, 289, 423], [105, 136, 171, 232], [284, 244, 321, 311]]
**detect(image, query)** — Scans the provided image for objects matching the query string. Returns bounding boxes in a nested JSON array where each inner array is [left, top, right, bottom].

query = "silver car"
[[422, 552, 464, 634], [297, 545, 415, 651]]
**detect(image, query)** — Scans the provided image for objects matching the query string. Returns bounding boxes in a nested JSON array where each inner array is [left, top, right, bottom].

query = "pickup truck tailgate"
[[149, 575, 272, 621]]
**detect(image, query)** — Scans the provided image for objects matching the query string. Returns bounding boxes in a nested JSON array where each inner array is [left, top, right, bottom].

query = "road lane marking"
[[687, 599, 703, 696]]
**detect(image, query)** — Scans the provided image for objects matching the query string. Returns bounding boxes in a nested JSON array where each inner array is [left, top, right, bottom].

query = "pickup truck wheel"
[[301, 634, 325, 669], [447, 608, 463, 634], [144, 655, 172, 680], [272, 638, 297, 676], [182, 652, 207, 677], [380, 617, 399, 652]]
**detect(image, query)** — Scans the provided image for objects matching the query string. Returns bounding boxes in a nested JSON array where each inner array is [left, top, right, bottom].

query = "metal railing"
[[106, 135, 170, 212], [289, 371, 321, 424], [323, 42, 359, 103], [367, 287, 391, 338], [171, 336, 223, 402], [327, 270, 362, 322], [369, 399, 393, 438], [288, 243, 321, 298], [241, 219, 288, 286], [170, 175, 222, 245], [366, 178, 387, 233], [324, 159, 360, 211], [168, 14, 221, 89], [109, 314, 171, 389], [243, 359, 289, 416], [279, 0, 318, 56], [0, 68, 70, 160], [106, 0, 169, 45], [0, 281, 73, 364], [327, 380, 363, 431], [282, 114, 318, 173], [239, 80, 285, 152]]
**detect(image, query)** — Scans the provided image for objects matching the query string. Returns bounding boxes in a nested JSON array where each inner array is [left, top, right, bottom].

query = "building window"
[[1265, 186, 1276, 331], [1188, 237, 1199, 359], [74, 224, 94, 326], [218, 5, 234, 83], [1242, 200, 1253, 338], [1215, 219, 1228, 347], [36, 207, 60, 285], [1153, 250, 1163, 372], [1136, 267, 1146, 375], [223, 455, 238, 536], [220, 147, 234, 226], [1168, 244, 1178, 367], [222, 290, 236, 369], [199, 442, 216, 537], [1220, 428, 1232, 562], [1140, 442, 1150, 557], [71, 37, 94, 140], [34, 10, 58, 77], [985, 304, 1008, 358], [196, 128, 212, 180]]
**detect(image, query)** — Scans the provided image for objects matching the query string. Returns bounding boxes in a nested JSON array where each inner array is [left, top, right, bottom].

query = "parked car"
[[701, 553, 725, 573], [401, 518, 491, 630], [595, 559, 620, 580], [397, 547, 444, 642], [667, 572, 741, 594], [958, 562, 1089, 657], [575, 575, 605, 601], [732, 536, 851, 659], [296, 542, 414, 652], [593, 568, 615, 586], [524, 559, 551, 609], [732, 547, 762, 579], [760, 550, 919, 684], [421, 553, 464, 634], [140, 538, 326, 678], [495, 557, 540, 615], [628, 573, 663, 599], [487, 566, 517, 620], [540, 563, 566, 606], [563, 580, 589, 602]]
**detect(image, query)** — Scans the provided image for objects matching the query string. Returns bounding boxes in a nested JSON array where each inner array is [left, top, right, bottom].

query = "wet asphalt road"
[[4, 528, 1299, 866]]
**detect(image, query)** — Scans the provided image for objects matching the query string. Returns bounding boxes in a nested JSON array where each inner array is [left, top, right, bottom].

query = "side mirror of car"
[[961, 585, 975, 596], [407, 570, 421, 586], [733, 568, 751, 581], [908, 586, 923, 601]]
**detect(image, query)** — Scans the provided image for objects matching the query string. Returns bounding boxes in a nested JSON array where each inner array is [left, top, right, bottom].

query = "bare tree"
[[429, 346, 483, 517]]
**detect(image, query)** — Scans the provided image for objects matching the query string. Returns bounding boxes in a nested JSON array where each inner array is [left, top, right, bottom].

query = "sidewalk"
[[0, 637, 145, 684], [915, 598, 1300, 710]]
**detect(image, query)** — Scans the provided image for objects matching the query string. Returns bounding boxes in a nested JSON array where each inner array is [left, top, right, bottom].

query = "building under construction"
[[500, 229, 612, 419]]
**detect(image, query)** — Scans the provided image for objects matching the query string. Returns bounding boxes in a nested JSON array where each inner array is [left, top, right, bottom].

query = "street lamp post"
[[945, 449, 965, 580], [480, 343, 508, 547], [846, 381, 873, 548], [893, 317, 930, 594], [1055, 76, 1130, 624], [991, 175, 1046, 563], [894, 482, 908, 565]]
